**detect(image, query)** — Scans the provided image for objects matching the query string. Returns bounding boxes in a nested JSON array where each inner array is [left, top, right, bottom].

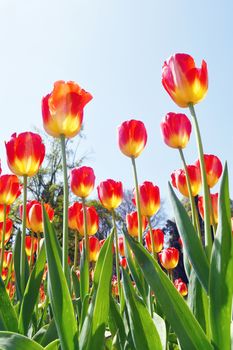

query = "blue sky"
[[0, 0, 232, 211]]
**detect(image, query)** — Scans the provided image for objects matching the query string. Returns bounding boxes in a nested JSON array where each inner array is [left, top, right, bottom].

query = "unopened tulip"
[[118, 119, 147, 158], [0, 219, 13, 245], [5, 132, 45, 177], [97, 179, 123, 210], [158, 247, 179, 270], [120, 257, 127, 269], [134, 181, 160, 217], [71, 166, 95, 198], [171, 165, 201, 197], [195, 154, 222, 188], [76, 206, 99, 236], [80, 236, 100, 262], [160, 113, 192, 149], [145, 228, 164, 253], [162, 53, 208, 107], [118, 236, 125, 257], [0, 175, 21, 205], [198, 193, 218, 224], [126, 211, 147, 237], [25, 236, 38, 256], [19, 200, 38, 229], [28, 202, 54, 234], [174, 278, 188, 296], [42, 80, 93, 138], [68, 202, 82, 230]]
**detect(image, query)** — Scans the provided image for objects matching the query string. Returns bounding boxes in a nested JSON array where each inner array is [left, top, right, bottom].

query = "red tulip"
[[174, 278, 188, 296], [118, 119, 147, 158], [25, 236, 38, 256], [80, 236, 100, 262], [2, 250, 13, 269], [134, 181, 160, 217], [0, 219, 13, 245], [76, 206, 99, 236], [145, 228, 164, 253], [5, 132, 45, 177], [97, 179, 123, 210], [71, 166, 95, 198], [0, 175, 21, 205], [158, 247, 179, 270], [28, 202, 54, 233], [0, 205, 10, 222], [120, 257, 127, 269], [126, 211, 147, 237], [171, 165, 201, 197], [162, 53, 208, 107], [198, 193, 218, 225], [195, 154, 222, 188], [42, 80, 93, 138], [19, 200, 38, 229], [160, 112, 192, 149], [68, 202, 83, 230], [118, 236, 125, 257]]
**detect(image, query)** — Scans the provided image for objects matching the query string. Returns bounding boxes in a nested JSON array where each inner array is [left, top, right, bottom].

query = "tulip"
[[162, 53, 208, 108], [198, 193, 218, 225], [174, 278, 188, 296], [0, 175, 21, 205], [2, 251, 13, 269], [19, 200, 39, 229], [171, 165, 201, 197], [0, 219, 13, 245], [97, 179, 123, 211], [80, 236, 100, 262], [28, 202, 54, 234], [118, 119, 147, 158], [68, 202, 83, 230], [42, 80, 93, 138], [6, 281, 15, 299], [71, 166, 95, 198], [134, 181, 160, 217], [5, 132, 45, 177], [145, 228, 164, 253], [0, 205, 10, 222], [118, 236, 125, 257], [195, 154, 222, 188], [160, 113, 192, 149], [126, 211, 147, 238], [76, 206, 99, 236], [158, 247, 179, 270], [25, 236, 38, 257], [120, 257, 127, 269]]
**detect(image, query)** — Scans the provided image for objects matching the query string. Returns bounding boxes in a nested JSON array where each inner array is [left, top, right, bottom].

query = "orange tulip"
[[171, 165, 201, 197], [71, 166, 95, 198], [134, 181, 160, 217], [28, 201, 54, 234], [118, 236, 125, 257], [97, 179, 123, 210], [162, 53, 208, 107], [0, 205, 10, 221], [42, 80, 93, 138], [195, 154, 222, 188], [0, 219, 13, 245], [198, 193, 218, 225], [158, 247, 179, 270], [126, 211, 147, 237], [174, 278, 188, 296], [145, 228, 164, 253], [25, 236, 38, 256], [68, 202, 83, 230], [76, 206, 99, 236], [80, 236, 100, 262], [5, 132, 45, 177], [0, 175, 21, 205], [19, 200, 38, 229], [160, 112, 192, 149], [118, 119, 147, 158]]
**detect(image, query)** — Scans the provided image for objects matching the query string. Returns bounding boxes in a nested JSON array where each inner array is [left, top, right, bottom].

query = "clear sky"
[[0, 0, 232, 210]]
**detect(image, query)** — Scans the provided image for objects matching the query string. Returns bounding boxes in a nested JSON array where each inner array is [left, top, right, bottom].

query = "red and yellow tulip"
[[158, 247, 179, 270], [71, 166, 95, 198], [145, 228, 164, 253], [195, 154, 222, 188], [134, 181, 160, 217], [97, 179, 123, 210], [126, 211, 147, 238], [171, 165, 201, 197]]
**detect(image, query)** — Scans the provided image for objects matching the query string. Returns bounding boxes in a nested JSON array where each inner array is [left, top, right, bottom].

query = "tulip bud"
[[198, 193, 218, 225], [71, 166, 95, 198], [76, 206, 99, 236], [171, 165, 201, 197], [0, 175, 21, 205], [134, 181, 160, 217], [158, 247, 179, 270], [174, 278, 188, 296], [118, 236, 125, 257], [195, 154, 222, 188], [126, 211, 147, 237], [145, 228, 164, 253], [97, 179, 123, 210]]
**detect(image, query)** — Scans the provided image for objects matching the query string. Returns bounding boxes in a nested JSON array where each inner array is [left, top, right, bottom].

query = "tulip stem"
[[147, 216, 156, 259], [60, 135, 70, 286], [0, 204, 7, 276], [131, 157, 142, 244], [74, 232, 78, 270], [20, 175, 27, 292], [188, 103, 212, 259], [112, 209, 121, 302], [208, 187, 217, 235], [82, 197, 89, 290]]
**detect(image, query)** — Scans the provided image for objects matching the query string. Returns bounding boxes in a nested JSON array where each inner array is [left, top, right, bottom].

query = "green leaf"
[[13, 230, 29, 300], [79, 231, 114, 350], [36, 320, 58, 347], [43, 206, 79, 350], [18, 242, 46, 335], [108, 296, 127, 350], [0, 331, 44, 350], [79, 246, 89, 305], [44, 339, 60, 350], [153, 313, 166, 350], [124, 233, 213, 350], [209, 164, 233, 349], [122, 269, 162, 350], [0, 278, 18, 332], [168, 183, 209, 292]]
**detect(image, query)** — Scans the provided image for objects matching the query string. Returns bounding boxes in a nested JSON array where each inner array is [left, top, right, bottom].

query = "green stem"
[[208, 187, 217, 235], [131, 157, 142, 244], [82, 197, 89, 290], [112, 209, 121, 301], [20, 175, 28, 292], [74, 232, 78, 270], [147, 216, 156, 259], [188, 103, 212, 259], [60, 135, 69, 284], [29, 235, 34, 271], [0, 204, 7, 275]]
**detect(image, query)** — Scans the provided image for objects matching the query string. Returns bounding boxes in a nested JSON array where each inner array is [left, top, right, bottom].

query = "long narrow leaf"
[[0, 331, 44, 350], [0, 278, 18, 332]]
